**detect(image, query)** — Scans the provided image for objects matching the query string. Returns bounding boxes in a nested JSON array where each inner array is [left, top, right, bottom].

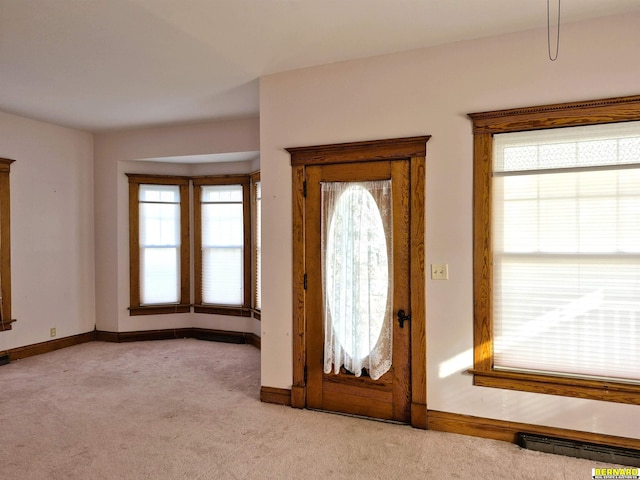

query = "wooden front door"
[[289, 136, 429, 428]]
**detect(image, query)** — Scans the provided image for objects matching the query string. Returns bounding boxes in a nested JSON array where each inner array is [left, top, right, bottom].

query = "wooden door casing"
[[288, 136, 429, 429]]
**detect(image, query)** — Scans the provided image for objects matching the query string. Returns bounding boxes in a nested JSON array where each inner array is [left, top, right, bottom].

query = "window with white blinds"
[[139, 184, 181, 305], [129, 173, 257, 317], [200, 184, 244, 305], [254, 180, 261, 310], [493, 121, 640, 384]]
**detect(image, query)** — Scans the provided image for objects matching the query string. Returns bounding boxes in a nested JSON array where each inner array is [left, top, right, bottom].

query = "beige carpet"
[[0, 339, 618, 479]]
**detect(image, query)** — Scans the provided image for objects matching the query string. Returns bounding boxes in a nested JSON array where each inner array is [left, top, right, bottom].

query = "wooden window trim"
[[193, 174, 251, 316], [126, 174, 191, 316], [0, 158, 15, 331], [250, 171, 261, 316], [126, 173, 258, 318], [468, 95, 640, 405], [193, 305, 252, 317]]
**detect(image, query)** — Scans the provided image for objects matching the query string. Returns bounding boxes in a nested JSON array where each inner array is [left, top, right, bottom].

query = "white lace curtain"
[[321, 180, 393, 381]]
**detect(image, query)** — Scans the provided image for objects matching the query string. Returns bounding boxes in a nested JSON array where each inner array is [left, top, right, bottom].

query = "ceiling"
[[1, 0, 639, 133]]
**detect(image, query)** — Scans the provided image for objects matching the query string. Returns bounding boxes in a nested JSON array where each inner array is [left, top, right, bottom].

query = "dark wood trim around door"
[[288, 135, 430, 428], [260, 386, 292, 406]]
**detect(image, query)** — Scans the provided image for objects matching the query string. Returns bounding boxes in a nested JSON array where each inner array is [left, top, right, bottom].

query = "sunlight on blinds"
[[493, 121, 640, 383], [201, 184, 244, 305]]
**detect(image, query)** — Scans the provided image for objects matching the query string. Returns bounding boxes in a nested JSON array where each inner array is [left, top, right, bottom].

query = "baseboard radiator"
[[518, 433, 640, 467]]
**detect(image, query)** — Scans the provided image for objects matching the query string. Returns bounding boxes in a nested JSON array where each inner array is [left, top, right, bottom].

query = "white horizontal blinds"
[[254, 181, 261, 310], [493, 121, 640, 384], [139, 185, 181, 305], [201, 184, 244, 305]]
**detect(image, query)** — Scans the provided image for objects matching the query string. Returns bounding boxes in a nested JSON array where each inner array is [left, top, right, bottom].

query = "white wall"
[[0, 111, 95, 351], [259, 13, 640, 438], [94, 117, 260, 334]]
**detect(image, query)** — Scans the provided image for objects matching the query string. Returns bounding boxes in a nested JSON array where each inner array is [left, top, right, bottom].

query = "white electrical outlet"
[[50, 327, 56, 338], [431, 264, 449, 280]]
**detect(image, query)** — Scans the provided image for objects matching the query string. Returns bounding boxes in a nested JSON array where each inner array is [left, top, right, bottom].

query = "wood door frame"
[[288, 136, 430, 429]]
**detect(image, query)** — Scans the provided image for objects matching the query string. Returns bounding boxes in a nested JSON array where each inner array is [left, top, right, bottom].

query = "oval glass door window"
[[325, 184, 389, 362]]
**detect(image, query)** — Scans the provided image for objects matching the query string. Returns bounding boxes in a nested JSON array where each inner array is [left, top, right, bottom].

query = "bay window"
[[128, 173, 259, 318]]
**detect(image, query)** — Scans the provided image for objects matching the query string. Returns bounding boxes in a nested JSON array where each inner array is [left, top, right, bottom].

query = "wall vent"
[[518, 433, 640, 467]]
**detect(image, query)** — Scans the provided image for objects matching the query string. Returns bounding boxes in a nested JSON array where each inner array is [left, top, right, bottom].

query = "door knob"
[[397, 310, 411, 328]]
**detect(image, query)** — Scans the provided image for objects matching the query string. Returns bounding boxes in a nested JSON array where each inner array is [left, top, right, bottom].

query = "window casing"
[[193, 175, 251, 316], [0, 158, 14, 331], [469, 95, 640, 404], [251, 171, 261, 316], [128, 173, 258, 318], [127, 175, 190, 315]]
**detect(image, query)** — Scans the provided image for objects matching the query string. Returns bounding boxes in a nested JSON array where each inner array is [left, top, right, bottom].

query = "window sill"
[[194, 305, 252, 317], [469, 369, 640, 405], [129, 305, 191, 316], [0, 318, 17, 331]]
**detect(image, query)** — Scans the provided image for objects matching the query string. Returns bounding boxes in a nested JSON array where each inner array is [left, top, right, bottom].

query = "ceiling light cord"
[[547, 0, 561, 61]]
